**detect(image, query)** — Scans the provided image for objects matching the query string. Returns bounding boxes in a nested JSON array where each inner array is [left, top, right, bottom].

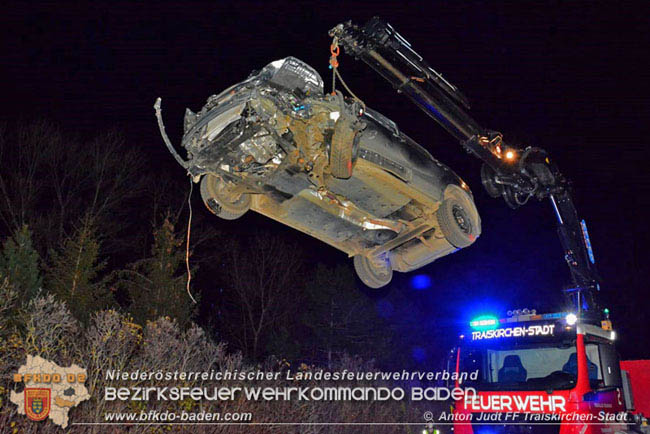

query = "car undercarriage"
[[157, 56, 481, 288]]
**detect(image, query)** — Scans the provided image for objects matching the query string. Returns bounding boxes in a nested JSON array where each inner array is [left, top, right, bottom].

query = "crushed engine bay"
[[157, 57, 481, 288]]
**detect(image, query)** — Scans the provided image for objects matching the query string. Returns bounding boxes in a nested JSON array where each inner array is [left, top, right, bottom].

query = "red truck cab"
[[445, 310, 641, 434]]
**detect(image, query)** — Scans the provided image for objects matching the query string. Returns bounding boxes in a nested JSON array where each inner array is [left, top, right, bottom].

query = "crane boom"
[[329, 17, 600, 312]]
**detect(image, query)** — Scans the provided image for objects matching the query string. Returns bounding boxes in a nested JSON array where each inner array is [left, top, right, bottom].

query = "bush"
[[1, 298, 435, 434]]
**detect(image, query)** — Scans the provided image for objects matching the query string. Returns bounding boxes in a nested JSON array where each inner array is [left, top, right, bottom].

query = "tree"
[[0, 276, 18, 336], [0, 225, 42, 303], [0, 121, 145, 253], [302, 263, 390, 367], [220, 233, 304, 360], [114, 216, 197, 328], [46, 217, 112, 323]]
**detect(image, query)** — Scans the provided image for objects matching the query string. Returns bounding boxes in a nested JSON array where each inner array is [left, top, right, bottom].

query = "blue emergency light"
[[580, 219, 596, 264]]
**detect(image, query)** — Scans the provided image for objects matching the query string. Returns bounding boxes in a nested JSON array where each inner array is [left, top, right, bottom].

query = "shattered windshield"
[[459, 341, 603, 391]]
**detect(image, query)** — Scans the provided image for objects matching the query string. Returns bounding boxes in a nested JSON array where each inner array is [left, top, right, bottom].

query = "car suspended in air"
[[156, 56, 480, 288]]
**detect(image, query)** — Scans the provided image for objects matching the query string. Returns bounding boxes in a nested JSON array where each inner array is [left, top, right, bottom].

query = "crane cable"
[[329, 38, 365, 110], [330, 40, 339, 92]]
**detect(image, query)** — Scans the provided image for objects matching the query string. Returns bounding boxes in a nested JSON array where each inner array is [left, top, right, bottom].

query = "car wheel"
[[200, 174, 251, 220], [329, 117, 357, 179], [437, 186, 481, 248], [353, 255, 393, 289]]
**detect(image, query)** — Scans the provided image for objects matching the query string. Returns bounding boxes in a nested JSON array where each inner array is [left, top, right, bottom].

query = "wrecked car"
[[157, 57, 480, 288]]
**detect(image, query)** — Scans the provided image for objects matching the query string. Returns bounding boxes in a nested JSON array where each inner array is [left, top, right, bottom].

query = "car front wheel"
[[200, 174, 251, 220]]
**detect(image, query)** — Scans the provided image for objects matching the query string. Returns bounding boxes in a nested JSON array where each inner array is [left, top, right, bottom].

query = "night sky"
[[2, 2, 649, 359]]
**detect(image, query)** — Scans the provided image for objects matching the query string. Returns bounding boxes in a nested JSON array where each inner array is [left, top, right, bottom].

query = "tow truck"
[[329, 17, 650, 434]]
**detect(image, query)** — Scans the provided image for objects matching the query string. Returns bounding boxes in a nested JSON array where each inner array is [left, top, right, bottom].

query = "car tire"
[[200, 174, 251, 220], [353, 255, 393, 289], [329, 118, 357, 179], [437, 186, 481, 248]]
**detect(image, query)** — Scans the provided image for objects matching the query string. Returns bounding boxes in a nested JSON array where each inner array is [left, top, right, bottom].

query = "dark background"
[[1, 1, 648, 360]]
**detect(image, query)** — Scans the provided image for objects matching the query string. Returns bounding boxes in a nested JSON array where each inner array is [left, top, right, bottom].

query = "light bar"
[[470, 312, 571, 328], [470, 315, 498, 330]]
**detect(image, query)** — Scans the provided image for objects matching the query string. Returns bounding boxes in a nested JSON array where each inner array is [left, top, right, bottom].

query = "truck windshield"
[[459, 341, 601, 391]]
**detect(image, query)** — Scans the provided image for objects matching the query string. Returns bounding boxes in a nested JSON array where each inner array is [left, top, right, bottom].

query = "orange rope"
[[185, 178, 197, 304]]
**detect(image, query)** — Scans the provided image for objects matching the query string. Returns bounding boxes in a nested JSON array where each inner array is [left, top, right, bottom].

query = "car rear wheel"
[[329, 117, 358, 179], [200, 174, 251, 220], [437, 185, 481, 248], [353, 255, 393, 289]]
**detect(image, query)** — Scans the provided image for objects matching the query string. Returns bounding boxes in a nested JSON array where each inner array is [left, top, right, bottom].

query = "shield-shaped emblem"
[[25, 388, 51, 421]]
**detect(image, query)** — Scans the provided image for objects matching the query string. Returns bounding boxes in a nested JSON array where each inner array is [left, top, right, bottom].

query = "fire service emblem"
[[24, 388, 51, 422]]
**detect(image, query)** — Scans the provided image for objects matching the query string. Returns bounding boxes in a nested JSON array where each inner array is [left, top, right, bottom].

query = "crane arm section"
[[330, 17, 600, 311]]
